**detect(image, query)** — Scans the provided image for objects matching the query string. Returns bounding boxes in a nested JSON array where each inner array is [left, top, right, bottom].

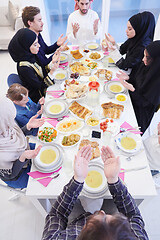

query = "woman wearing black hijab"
[[117, 40, 160, 133], [8, 28, 60, 103], [105, 11, 155, 76]]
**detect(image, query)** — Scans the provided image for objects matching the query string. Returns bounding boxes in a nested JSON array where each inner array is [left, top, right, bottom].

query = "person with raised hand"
[[116, 40, 160, 133], [42, 145, 148, 239], [8, 28, 60, 103], [0, 97, 44, 189], [104, 11, 155, 76], [22, 6, 68, 67], [66, 0, 101, 45]]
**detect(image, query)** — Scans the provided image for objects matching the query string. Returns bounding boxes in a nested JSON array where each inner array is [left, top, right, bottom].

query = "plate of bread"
[[70, 49, 84, 60], [94, 69, 113, 81], [78, 139, 101, 162], [101, 102, 124, 119], [65, 83, 88, 100], [69, 101, 93, 120], [70, 62, 91, 76]]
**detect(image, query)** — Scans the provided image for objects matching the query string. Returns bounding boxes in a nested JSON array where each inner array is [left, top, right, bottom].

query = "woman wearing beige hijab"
[[0, 97, 44, 188]]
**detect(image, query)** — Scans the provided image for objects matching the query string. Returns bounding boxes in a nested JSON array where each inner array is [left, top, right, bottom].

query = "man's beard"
[[79, 9, 88, 15]]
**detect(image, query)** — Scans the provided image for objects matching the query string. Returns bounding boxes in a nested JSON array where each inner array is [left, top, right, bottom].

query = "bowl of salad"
[[38, 126, 58, 143]]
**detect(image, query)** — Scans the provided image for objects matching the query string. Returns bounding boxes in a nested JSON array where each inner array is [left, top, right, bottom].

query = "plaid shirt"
[[42, 177, 148, 240]]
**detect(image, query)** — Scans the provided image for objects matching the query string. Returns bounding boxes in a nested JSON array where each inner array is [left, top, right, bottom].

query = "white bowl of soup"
[[46, 100, 66, 116], [115, 93, 128, 104], [108, 82, 124, 94], [53, 69, 67, 83], [84, 163, 107, 193], [34, 145, 60, 169]]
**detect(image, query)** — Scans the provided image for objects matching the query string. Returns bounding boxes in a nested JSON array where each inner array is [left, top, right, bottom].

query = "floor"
[[0, 51, 160, 240]]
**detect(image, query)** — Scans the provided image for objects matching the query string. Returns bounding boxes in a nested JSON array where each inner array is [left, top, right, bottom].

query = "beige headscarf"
[[0, 97, 27, 169]]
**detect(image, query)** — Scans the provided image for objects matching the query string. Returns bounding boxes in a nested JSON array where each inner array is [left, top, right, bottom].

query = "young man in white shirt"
[[66, 0, 101, 45]]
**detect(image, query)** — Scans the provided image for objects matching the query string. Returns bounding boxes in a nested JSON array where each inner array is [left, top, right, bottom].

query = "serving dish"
[[56, 117, 84, 134]]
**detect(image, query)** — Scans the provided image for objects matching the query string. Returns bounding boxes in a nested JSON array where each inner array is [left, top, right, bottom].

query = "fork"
[[33, 173, 60, 181]]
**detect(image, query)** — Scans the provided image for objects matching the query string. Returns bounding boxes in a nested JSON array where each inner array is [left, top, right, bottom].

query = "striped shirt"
[[42, 177, 148, 240]]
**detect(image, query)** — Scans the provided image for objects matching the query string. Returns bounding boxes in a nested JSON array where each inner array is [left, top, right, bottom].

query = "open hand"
[[116, 70, 135, 92], [72, 23, 80, 38], [101, 146, 120, 184], [105, 33, 115, 45], [93, 19, 99, 35], [39, 96, 45, 105], [74, 145, 92, 183], [52, 50, 61, 63], [27, 114, 44, 130], [19, 145, 42, 162], [60, 41, 69, 51], [57, 34, 67, 46]]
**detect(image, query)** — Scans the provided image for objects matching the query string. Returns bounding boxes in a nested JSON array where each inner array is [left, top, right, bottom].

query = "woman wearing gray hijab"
[[0, 97, 44, 188]]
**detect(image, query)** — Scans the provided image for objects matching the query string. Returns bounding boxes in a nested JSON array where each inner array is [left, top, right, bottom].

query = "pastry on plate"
[[66, 84, 88, 99], [101, 102, 124, 119], [70, 62, 90, 76], [94, 69, 112, 81], [69, 101, 92, 119], [79, 139, 100, 160]]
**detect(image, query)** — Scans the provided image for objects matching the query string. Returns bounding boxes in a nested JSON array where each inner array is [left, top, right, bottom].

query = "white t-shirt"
[[144, 135, 160, 170], [66, 9, 101, 45]]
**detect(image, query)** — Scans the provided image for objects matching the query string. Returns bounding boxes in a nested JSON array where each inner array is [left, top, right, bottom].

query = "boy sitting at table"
[[42, 145, 148, 240], [7, 83, 45, 136]]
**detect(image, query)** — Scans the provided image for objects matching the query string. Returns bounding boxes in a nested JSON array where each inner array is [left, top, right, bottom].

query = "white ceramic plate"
[[70, 50, 84, 60], [100, 100, 125, 120], [37, 122, 58, 143], [34, 157, 63, 173], [69, 102, 92, 120], [56, 117, 84, 134], [86, 51, 104, 61], [84, 163, 107, 193], [61, 80, 80, 91], [85, 42, 100, 50], [107, 82, 125, 94], [115, 132, 142, 154], [99, 118, 120, 137], [34, 144, 60, 169], [59, 132, 82, 148]]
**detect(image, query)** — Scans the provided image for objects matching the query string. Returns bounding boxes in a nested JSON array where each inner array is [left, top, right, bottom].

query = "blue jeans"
[[4, 164, 31, 189]]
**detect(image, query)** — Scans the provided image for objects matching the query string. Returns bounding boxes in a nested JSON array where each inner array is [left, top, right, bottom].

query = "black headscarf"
[[120, 11, 155, 56], [8, 28, 37, 63], [135, 40, 160, 107]]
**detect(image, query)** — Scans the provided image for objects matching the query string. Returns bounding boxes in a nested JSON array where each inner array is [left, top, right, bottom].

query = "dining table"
[[26, 44, 157, 218]]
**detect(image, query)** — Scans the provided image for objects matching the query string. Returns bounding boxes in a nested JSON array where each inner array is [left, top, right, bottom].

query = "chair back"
[[7, 73, 22, 87]]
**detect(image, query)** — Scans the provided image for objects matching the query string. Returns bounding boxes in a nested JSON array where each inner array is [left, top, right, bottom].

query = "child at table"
[[7, 83, 45, 136]]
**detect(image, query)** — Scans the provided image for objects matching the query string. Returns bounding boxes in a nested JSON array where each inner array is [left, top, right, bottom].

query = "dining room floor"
[[0, 50, 160, 240]]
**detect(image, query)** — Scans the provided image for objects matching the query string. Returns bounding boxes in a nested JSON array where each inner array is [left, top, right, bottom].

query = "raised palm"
[[101, 146, 120, 183], [74, 145, 92, 183]]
